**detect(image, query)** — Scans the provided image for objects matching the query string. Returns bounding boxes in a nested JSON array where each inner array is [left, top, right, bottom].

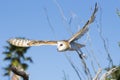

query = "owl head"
[[57, 40, 71, 52]]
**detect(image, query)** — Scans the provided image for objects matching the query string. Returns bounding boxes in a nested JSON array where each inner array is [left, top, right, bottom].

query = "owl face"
[[57, 41, 71, 52]]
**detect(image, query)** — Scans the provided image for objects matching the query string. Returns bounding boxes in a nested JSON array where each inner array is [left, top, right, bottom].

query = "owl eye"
[[60, 44, 63, 46]]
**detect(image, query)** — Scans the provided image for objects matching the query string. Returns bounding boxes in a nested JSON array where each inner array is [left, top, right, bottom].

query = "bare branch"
[[11, 74, 20, 80], [10, 66, 29, 80], [100, 67, 118, 80], [93, 68, 102, 80]]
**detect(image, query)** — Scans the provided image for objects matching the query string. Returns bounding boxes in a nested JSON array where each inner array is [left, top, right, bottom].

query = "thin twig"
[[44, 8, 56, 39], [65, 54, 82, 80], [86, 32, 101, 68], [53, 0, 73, 35], [96, 21, 113, 67]]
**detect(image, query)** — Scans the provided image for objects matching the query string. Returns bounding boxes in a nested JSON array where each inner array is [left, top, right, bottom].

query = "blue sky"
[[0, 0, 120, 80]]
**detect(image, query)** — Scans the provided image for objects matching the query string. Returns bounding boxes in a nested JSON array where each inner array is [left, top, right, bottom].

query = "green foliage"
[[2, 42, 33, 76], [116, 9, 120, 18], [118, 42, 120, 47], [105, 66, 120, 80]]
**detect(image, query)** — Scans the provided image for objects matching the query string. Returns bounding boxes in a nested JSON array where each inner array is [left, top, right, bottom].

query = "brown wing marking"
[[8, 38, 31, 47], [8, 38, 57, 47], [27, 40, 57, 46]]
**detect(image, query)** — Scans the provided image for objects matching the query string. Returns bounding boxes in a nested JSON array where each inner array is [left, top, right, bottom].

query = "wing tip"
[[7, 38, 15, 44], [7, 38, 30, 47]]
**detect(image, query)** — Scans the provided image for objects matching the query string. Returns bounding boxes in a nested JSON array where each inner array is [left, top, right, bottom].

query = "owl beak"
[[57, 48, 61, 52], [57, 48, 59, 51]]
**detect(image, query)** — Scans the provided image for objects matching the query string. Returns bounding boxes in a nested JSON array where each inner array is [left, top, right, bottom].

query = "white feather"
[[8, 38, 31, 47]]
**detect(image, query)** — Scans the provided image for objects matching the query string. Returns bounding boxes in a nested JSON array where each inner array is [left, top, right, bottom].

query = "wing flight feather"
[[69, 3, 98, 43], [8, 38, 57, 47]]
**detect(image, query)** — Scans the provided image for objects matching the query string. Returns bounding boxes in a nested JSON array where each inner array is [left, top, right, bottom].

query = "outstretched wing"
[[68, 3, 98, 43], [8, 38, 57, 47]]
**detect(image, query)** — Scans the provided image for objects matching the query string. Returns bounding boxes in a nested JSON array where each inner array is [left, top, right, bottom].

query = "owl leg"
[[75, 49, 86, 59], [75, 49, 92, 80]]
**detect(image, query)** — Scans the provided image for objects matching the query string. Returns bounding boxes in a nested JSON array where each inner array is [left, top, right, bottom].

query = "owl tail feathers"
[[69, 42, 85, 51], [74, 42, 85, 49]]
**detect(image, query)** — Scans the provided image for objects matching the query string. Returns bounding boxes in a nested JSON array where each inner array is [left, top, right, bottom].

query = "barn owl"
[[8, 4, 98, 52]]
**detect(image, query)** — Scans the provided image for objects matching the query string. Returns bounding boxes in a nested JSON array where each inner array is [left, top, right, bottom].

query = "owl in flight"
[[8, 4, 98, 52]]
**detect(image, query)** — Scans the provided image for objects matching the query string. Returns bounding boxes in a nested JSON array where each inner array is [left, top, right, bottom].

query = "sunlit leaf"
[[12, 59, 20, 66]]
